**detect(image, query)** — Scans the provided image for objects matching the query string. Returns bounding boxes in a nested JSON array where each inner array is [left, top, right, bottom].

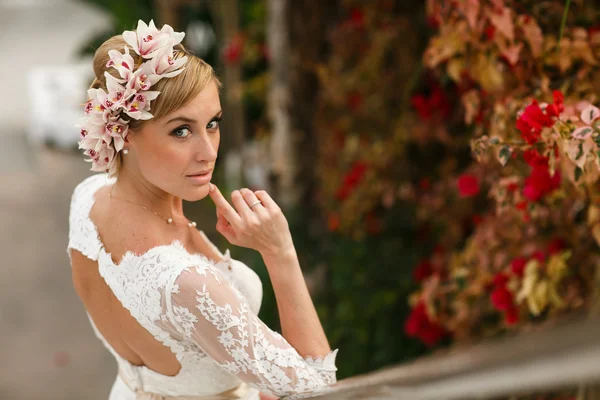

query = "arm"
[[163, 262, 338, 397], [263, 249, 332, 360], [208, 184, 335, 363]]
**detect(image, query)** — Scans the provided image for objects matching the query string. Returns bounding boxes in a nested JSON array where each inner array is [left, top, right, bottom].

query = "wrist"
[[260, 245, 298, 268]]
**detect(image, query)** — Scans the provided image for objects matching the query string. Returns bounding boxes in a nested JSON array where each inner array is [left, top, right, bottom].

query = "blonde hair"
[[90, 35, 221, 177]]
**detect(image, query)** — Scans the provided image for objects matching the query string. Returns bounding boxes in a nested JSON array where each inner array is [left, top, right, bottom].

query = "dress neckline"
[[86, 174, 228, 269]]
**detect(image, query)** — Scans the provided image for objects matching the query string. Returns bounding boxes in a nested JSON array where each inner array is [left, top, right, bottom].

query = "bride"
[[67, 20, 338, 400]]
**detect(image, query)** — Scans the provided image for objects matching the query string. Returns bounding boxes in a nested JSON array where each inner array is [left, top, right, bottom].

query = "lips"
[[186, 170, 213, 185], [187, 170, 211, 177]]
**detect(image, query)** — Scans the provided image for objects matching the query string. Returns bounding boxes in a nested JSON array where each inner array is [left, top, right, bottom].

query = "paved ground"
[[0, 1, 118, 398], [1, 2, 148, 399], [0, 147, 117, 400]]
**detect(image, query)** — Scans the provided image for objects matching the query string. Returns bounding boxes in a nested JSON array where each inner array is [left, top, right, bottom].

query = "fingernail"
[[209, 183, 215, 192]]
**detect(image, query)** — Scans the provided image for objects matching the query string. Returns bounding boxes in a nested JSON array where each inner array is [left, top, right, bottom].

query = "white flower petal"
[[581, 105, 600, 125], [122, 30, 139, 55]]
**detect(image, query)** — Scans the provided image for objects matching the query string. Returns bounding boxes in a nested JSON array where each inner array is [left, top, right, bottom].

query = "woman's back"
[[67, 174, 337, 399], [72, 175, 199, 376]]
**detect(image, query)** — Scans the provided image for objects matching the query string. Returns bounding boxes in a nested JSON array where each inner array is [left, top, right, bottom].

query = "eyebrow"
[[166, 110, 223, 125]]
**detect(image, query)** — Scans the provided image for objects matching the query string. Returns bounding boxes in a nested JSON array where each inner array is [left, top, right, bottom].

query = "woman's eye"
[[207, 119, 221, 130], [172, 126, 192, 138]]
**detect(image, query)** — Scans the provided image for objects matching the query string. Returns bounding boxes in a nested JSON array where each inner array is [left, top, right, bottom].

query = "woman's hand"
[[208, 184, 294, 258]]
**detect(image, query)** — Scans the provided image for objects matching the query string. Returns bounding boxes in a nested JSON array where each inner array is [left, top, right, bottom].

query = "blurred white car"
[[26, 62, 94, 149]]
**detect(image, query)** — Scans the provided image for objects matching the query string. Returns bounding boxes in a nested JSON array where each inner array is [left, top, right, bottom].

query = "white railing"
[[289, 315, 600, 399]]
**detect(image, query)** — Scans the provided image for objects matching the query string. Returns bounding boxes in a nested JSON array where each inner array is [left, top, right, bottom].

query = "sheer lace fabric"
[[67, 174, 338, 399]]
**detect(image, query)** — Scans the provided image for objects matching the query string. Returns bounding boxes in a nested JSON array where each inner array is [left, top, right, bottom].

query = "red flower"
[[548, 237, 567, 254], [516, 100, 555, 144], [522, 150, 561, 202], [411, 85, 450, 120], [505, 306, 520, 325], [404, 302, 446, 347], [507, 182, 519, 193], [426, 15, 441, 29], [327, 214, 340, 232], [223, 35, 244, 65], [523, 149, 549, 168], [493, 272, 509, 287], [511, 257, 527, 277], [411, 95, 432, 120], [491, 286, 514, 311], [457, 174, 480, 198], [546, 90, 565, 118], [336, 162, 368, 200], [404, 302, 428, 336], [347, 92, 364, 112], [429, 87, 451, 118], [484, 25, 496, 40], [523, 167, 561, 202], [349, 8, 365, 27], [413, 260, 434, 282], [522, 181, 542, 202], [419, 322, 446, 347], [515, 200, 528, 210], [532, 250, 546, 263], [589, 25, 600, 37]]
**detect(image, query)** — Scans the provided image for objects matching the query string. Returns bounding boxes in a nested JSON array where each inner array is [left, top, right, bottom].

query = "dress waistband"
[[118, 369, 250, 400]]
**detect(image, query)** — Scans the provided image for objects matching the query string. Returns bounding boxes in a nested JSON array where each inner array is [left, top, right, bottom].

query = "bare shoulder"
[[89, 184, 173, 264]]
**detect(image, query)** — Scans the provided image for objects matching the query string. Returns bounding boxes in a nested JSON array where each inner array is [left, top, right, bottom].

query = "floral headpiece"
[[78, 20, 188, 175]]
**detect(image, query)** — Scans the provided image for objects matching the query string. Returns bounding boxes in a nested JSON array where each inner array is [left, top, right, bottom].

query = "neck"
[[111, 168, 185, 220]]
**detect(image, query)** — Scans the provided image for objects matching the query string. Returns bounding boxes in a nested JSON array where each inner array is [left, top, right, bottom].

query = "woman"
[[67, 20, 338, 400]]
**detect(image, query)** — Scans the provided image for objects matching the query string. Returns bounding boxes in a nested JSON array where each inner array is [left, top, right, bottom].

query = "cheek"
[[138, 139, 185, 173], [213, 131, 221, 153]]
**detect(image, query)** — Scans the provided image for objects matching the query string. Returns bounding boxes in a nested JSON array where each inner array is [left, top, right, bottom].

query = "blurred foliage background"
[[75, 2, 600, 394]]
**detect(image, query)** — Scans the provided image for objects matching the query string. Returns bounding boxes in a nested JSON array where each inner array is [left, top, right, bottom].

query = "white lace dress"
[[67, 174, 339, 400]]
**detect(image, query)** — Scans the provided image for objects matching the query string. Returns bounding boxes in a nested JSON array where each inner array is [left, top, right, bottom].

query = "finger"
[[208, 184, 242, 225], [231, 190, 254, 220], [254, 190, 280, 213], [216, 211, 237, 242], [241, 188, 266, 215]]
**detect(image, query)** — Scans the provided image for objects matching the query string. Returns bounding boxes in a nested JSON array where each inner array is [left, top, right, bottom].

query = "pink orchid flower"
[[127, 64, 162, 92], [149, 45, 188, 77], [79, 19, 188, 174], [124, 91, 160, 120], [123, 20, 184, 59], [107, 46, 136, 81]]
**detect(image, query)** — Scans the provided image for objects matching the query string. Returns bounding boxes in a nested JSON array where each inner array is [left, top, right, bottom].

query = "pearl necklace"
[[108, 186, 197, 228]]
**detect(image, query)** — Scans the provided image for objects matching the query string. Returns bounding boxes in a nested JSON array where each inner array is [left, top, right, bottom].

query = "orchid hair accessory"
[[78, 20, 188, 175]]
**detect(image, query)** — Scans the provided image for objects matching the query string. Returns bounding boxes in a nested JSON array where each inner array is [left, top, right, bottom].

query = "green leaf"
[[575, 166, 583, 182], [576, 142, 584, 160], [498, 145, 512, 166], [557, 0, 572, 51]]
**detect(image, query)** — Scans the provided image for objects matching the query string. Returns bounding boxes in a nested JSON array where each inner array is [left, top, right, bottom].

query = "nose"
[[195, 132, 218, 163]]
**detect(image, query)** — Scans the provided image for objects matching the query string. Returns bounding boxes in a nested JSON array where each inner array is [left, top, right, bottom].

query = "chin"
[[183, 184, 211, 202]]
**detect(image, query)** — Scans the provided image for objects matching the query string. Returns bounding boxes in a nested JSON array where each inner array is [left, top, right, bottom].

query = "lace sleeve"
[[161, 263, 339, 398]]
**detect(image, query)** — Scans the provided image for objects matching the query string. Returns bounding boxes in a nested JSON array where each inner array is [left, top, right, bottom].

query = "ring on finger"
[[249, 200, 262, 209]]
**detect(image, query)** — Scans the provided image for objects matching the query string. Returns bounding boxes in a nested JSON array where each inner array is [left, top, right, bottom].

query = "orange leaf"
[[488, 7, 514, 41], [500, 43, 523, 66], [462, 0, 480, 31], [519, 16, 543, 58]]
